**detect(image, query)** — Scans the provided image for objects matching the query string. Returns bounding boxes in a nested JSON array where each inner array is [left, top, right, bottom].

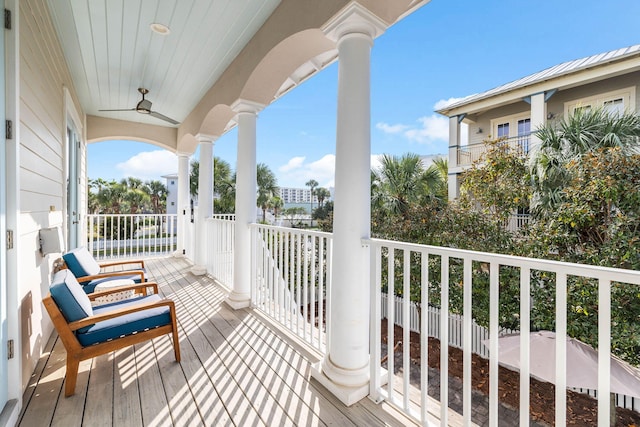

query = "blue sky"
[[89, 0, 640, 189]]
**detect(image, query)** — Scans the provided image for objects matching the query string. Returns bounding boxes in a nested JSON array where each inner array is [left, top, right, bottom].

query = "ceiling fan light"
[[150, 23, 170, 35]]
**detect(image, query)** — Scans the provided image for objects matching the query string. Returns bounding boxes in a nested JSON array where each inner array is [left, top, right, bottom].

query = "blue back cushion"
[[62, 247, 101, 278], [50, 270, 94, 322]]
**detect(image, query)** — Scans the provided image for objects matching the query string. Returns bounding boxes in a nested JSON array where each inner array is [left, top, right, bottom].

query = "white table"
[[93, 278, 136, 305]]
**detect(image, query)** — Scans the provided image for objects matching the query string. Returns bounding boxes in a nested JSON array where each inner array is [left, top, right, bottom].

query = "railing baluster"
[[598, 278, 611, 427], [463, 258, 472, 426], [387, 247, 395, 403], [420, 250, 429, 425], [402, 249, 411, 412], [520, 267, 531, 427], [555, 273, 567, 426], [440, 255, 449, 426], [489, 262, 499, 427]]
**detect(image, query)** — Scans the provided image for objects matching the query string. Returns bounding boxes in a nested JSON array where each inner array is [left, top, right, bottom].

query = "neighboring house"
[[162, 173, 179, 215], [437, 44, 640, 201]]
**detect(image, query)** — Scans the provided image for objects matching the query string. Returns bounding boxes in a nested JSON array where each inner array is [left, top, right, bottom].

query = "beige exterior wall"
[[18, 0, 83, 390], [464, 70, 640, 141]]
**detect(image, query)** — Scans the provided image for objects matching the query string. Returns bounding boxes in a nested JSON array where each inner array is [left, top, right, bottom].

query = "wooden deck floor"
[[18, 256, 418, 427]]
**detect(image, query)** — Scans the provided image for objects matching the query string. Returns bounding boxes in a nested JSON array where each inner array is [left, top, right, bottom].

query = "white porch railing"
[[86, 214, 177, 260], [381, 292, 639, 414], [250, 224, 332, 353], [366, 237, 640, 427], [206, 216, 235, 288]]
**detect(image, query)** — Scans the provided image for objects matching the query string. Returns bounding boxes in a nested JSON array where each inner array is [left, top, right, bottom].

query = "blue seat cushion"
[[76, 294, 171, 346], [50, 270, 94, 322], [83, 273, 145, 294], [63, 247, 101, 278]]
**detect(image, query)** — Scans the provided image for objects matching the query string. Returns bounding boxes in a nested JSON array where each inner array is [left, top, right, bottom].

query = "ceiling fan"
[[99, 87, 179, 125]]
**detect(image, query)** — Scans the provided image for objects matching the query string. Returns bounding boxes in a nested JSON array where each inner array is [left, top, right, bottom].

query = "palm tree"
[[305, 179, 319, 222], [97, 181, 126, 214], [530, 107, 640, 214], [269, 196, 284, 218], [190, 160, 199, 202], [371, 153, 442, 219], [257, 163, 279, 222], [314, 187, 330, 207], [145, 180, 168, 214], [429, 157, 449, 200]]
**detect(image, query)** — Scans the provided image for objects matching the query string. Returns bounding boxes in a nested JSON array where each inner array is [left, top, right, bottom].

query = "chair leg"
[[65, 356, 81, 397], [171, 325, 181, 362]]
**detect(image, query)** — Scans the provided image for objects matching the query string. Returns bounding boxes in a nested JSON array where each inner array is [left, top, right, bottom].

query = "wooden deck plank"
[[50, 357, 92, 427], [83, 353, 114, 427], [20, 329, 57, 415], [188, 277, 354, 427], [19, 336, 66, 427], [133, 340, 172, 427], [154, 263, 288, 426], [151, 334, 205, 427], [112, 347, 143, 427], [150, 259, 266, 427]]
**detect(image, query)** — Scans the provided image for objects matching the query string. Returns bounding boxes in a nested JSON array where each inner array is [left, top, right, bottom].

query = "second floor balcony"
[[456, 135, 533, 168]]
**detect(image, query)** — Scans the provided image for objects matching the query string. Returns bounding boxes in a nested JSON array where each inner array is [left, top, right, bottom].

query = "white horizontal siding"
[[17, 0, 82, 392]]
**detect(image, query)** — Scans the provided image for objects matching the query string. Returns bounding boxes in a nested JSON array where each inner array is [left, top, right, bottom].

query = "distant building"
[[163, 174, 179, 214], [279, 187, 318, 204]]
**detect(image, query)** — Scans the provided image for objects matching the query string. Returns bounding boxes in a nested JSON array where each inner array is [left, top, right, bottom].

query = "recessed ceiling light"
[[150, 23, 170, 35]]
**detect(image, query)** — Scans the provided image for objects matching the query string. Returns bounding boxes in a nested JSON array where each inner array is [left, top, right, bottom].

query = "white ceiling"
[[47, 0, 282, 128]]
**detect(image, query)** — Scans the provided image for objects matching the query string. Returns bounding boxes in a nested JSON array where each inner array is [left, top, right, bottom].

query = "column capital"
[[195, 133, 219, 144], [231, 99, 265, 115], [322, 2, 387, 43], [176, 151, 191, 159]]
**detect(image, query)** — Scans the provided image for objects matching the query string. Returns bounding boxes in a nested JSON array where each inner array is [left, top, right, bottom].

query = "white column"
[[530, 92, 546, 149], [448, 116, 461, 201], [311, 4, 386, 406], [174, 152, 190, 258], [226, 99, 263, 309], [191, 135, 217, 275]]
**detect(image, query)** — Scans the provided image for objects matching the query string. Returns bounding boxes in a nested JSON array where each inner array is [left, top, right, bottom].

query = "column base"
[[190, 265, 207, 275], [225, 291, 251, 310], [310, 358, 370, 407]]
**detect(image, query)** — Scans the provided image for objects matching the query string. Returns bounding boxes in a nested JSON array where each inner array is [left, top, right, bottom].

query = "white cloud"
[[375, 114, 450, 145], [116, 150, 178, 181], [278, 154, 335, 188], [376, 122, 409, 134], [433, 97, 464, 110], [403, 115, 449, 143], [279, 156, 306, 173]]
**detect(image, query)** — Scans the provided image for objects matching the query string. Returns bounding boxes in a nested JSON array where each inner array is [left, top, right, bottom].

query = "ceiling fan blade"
[[149, 110, 179, 125], [98, 108, 136, 112]]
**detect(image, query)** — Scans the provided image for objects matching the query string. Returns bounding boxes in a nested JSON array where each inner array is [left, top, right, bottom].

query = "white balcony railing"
[[250, 224, 332, 353], [457, 134, 533, 167], [366, 237, 640, 427], [87, 214, 178, 260], [206, 215, 235, 288]]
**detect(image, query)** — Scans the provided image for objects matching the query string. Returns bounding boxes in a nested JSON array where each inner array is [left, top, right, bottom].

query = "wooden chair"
[[61, 246, 147, 293], [43, 269, 181, 397]]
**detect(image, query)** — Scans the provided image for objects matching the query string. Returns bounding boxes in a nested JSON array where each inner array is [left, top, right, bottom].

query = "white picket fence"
[[380, 292, 639, 414]]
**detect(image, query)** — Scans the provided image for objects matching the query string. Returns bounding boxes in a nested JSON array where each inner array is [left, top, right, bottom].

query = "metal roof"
[[436, 44, 640, 114]]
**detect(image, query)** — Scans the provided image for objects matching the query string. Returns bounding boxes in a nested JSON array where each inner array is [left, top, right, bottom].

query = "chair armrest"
[[99, 260, 145, 269], [69, 298, 175, 331], [76, 270, 146, 283], [87, 282, 159, 300]]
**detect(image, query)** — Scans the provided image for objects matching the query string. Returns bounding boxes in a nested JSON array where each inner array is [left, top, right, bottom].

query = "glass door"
[[67, 126, 80, 250]]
